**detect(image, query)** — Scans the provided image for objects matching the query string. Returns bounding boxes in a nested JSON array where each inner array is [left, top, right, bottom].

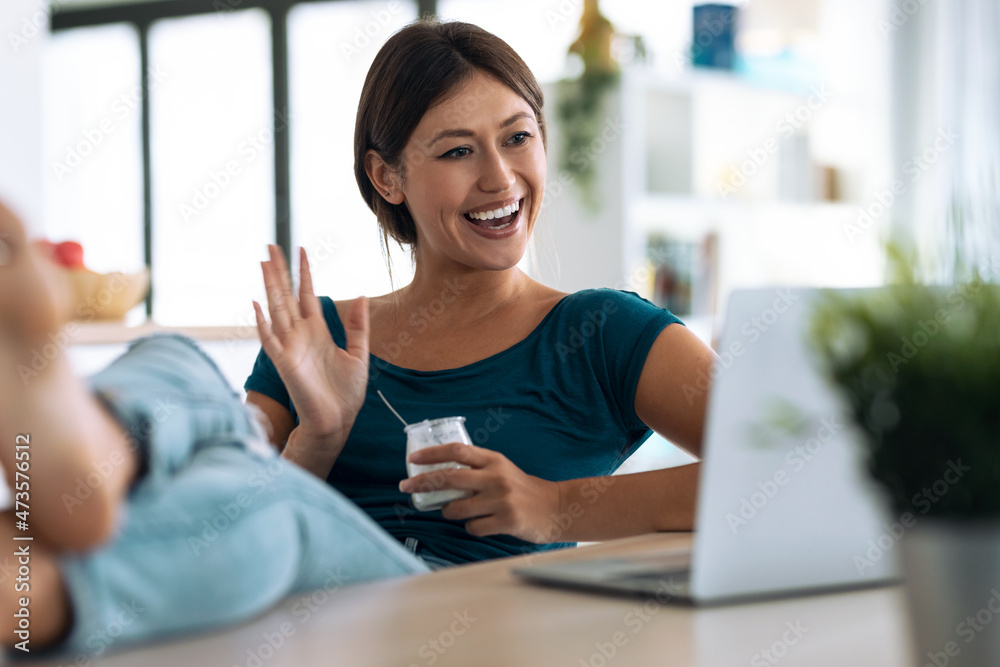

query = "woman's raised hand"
[[254, 245, 369, 457]]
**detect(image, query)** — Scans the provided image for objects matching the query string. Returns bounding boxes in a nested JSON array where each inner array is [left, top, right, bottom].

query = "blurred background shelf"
[[67, 322, 262, 397], [72, 321, 250, 345]]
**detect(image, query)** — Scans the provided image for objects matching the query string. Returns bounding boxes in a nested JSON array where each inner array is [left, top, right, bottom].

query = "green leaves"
[[810, 283, 1000, 518]]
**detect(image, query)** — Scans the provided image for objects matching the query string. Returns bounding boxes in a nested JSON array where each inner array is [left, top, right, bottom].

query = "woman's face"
[[397, 70, 546, 273]]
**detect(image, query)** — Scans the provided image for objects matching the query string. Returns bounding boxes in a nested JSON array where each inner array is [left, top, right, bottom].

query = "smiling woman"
[[367, 71, 543, 272], [246, 20, 716, 567], [0, 17, 716, 660], [352, 21, 547, 252]]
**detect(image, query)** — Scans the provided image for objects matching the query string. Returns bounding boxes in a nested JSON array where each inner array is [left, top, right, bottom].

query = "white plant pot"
[[901, 521, 1000, 667]]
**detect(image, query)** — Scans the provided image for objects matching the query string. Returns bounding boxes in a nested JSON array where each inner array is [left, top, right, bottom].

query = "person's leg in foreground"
[[0, 202, 428, 656]]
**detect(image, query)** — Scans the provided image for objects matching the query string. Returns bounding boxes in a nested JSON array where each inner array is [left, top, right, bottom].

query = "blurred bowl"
[[67, 268, 150, 321]]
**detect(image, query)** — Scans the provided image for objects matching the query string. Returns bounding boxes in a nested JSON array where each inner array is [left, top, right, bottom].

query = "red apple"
[[53, 241, 85, 269]]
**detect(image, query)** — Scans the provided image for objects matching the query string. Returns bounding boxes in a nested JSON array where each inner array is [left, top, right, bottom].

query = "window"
[[149, 9, 274, 325], [43, 23, 144, 277], [48, 0, 425, 325], [288, 0, 418, 300]]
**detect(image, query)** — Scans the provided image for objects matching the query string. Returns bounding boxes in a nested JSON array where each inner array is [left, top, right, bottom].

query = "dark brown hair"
[[354, 19, 546, 251]]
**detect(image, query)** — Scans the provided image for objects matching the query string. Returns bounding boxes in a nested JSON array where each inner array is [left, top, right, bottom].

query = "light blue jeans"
[[53, 335, 429, 656]]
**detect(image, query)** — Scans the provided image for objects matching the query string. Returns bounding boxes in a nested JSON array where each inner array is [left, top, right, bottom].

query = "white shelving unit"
[[534, 57, 891, 349]]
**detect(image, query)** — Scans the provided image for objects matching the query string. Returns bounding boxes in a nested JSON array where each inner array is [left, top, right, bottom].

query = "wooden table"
[[26, 533, 916, 666]]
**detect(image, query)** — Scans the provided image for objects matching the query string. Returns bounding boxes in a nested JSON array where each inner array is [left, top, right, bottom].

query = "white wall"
[[530, 82, 628, 293], [0, 0, 46, 232]]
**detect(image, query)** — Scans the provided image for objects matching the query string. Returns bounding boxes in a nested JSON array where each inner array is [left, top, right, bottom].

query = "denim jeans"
[[53, 335, 429, 656]]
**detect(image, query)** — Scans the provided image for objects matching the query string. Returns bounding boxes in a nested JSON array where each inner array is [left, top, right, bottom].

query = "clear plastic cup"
[[404, 416, 473, 511]]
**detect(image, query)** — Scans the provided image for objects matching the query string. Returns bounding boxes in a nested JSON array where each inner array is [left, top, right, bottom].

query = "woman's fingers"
[[261, 259, 293, 335], [407, 442, 489, 467], [401, 467, 483, 495], [297, 247, 321, 320], [258, 245, 334, 358], [440, 495, 496, 524], [261, 244, 310, 336], [344, 295, 370, 363], [462, 516, 504, 538], [253, 300, 281, 355], [268, 244, 302, 321]]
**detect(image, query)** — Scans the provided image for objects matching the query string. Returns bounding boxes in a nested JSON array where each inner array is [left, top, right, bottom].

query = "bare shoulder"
[[525, 281, 569, 313]]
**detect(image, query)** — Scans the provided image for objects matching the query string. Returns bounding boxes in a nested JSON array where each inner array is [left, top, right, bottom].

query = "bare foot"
[[0, 201, 73, 351], [0, 201, 137, 553]]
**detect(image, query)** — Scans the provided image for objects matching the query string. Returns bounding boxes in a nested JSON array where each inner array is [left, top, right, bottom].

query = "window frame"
[[50, 0, 435, 316]]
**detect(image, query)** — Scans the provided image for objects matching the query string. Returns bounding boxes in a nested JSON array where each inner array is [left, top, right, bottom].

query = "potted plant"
[[809, 269, 1000, 667]]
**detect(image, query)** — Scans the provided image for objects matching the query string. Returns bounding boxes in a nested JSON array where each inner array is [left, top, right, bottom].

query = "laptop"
[[512, 287, 900, 605]]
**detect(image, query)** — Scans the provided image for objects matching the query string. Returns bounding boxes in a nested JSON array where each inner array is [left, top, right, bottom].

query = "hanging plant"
[[557, 0, 621, 213]]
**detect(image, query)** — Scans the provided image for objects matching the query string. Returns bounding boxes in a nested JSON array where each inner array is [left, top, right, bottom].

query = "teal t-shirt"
[[244, 288, 682, 564]]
